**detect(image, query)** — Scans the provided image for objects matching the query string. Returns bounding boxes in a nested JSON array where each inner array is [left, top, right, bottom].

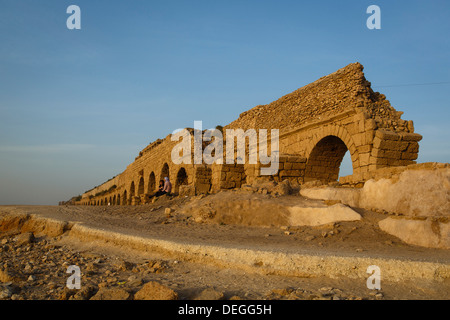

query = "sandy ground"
[[1, 192, 449, 300]]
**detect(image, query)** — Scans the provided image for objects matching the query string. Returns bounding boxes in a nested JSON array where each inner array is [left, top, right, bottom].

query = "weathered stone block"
[[401, 152, 418, 160], [399, 132, 423, 142], [195, 183, 211, 194], [284, 162, 293, 170], [365, 119, 377, 131], [406, 142, 419, 153], [357, 144, 371, 154], [226, 172, 242, 181], [359, 153, 370, 166], [383, 150, 402, 159], [375, 129, 400, 141], [292, 162, 306, 170]]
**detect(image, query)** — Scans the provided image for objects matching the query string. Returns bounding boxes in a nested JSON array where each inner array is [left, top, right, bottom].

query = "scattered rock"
[[15, 232, 35, 246], [115, 260, 135, 271], [271, 288, 293, 297], [134, 281, 178, 300], [59, 288, 78, 300], [127, 276, 143, 287], [71, 285, 97, 300], [90, 287, 132, 300], [194, 288, 225, 300], [0, 268, 22, 283], [273, 180, 292, 196], [0, 286, 13, 299]]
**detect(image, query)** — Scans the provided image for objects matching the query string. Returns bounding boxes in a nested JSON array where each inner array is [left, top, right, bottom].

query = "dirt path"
[[0, 193, 449, 300], [5, 195, 449, 263]]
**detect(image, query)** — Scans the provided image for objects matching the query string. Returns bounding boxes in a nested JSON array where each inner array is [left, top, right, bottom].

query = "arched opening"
[[123, 190, 127, 205], [160, 163, 170, 182], [105, 197, 108, 206], [305, 135, 351, 183], [339, 151, 353, 179], [147, 172, 156, 193], [129, 182, 135, 205], [117, 194, 121, 206], [113, 195, 116, 205], [130, 182, 135, 197], [138, 177, 145, 195], [175, 167, 188, 193], [101, 200, 104, 206]]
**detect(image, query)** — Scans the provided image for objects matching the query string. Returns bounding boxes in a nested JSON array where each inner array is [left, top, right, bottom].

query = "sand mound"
[[181, 192, 291, 226], [180, 190, 361, 227]]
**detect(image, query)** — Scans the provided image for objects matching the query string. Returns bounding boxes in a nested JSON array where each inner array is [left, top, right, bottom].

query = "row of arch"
[[81, 125, 362, 206], [83, 163, 189, 206]]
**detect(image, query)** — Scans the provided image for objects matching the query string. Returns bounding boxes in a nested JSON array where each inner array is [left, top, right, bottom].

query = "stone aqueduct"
[[77, 63, 422, 206]]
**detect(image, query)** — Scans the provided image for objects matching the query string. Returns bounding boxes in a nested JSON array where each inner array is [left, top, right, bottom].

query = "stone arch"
[[123, 190, 128, 205], [113, 195, 116, 205], [117, 194, 121, 206], [130, 181, 135, 198], [304, 124, 361, 183], [175, 167, 188, 193], [304, 136, 348, 182], [147, 172, 156, 193], [160, 163, 170, 183], [128, 181, 136, 205], [138, 176, 145, 195], [303, 125, 359, 179]]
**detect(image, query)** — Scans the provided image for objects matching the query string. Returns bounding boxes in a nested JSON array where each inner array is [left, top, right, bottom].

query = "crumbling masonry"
[[75, 63, 422, 206]]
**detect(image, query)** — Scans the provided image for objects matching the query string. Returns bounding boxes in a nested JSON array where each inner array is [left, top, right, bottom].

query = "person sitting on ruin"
[[149, 178, 171, 198], [158, 179, 164, 192], [162, 176, 172, 195]]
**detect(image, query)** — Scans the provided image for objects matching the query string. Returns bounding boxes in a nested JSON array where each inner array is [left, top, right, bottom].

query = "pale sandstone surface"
[[303, 164, 449, 218], [288, 204, 361, 227], [378, 217, 449, 250], [300, 165, 449, 249]]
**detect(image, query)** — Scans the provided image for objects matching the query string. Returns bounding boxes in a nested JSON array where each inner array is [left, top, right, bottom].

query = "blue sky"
[[0, 0, 449, 205]]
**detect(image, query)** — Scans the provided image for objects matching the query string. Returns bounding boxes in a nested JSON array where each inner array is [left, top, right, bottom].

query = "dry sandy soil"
[[1, 191, 449, 300]]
